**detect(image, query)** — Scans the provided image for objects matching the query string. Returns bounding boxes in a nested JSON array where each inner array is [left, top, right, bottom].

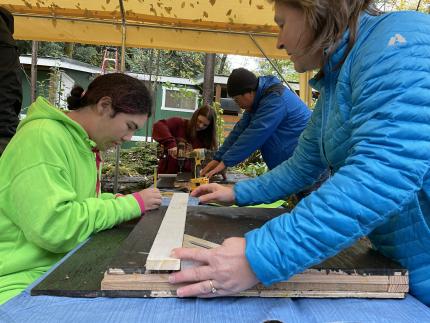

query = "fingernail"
[[168, 275, 175, 283], [176, 288, 183, 297], [170, 250, 176, 257]]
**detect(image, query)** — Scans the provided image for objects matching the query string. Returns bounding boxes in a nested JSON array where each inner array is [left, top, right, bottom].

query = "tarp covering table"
[[1, 232, 430, 322]]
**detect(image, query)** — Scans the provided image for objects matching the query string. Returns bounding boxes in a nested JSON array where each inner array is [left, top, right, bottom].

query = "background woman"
[[152, 104, 217, 174]]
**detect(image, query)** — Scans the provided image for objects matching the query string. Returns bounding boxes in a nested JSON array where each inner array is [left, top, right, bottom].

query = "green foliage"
[[102, 142, 158, 177], [256, 59, 299, 82], [212, 101, 225, 147], [38, 42, 64, 58], [232, 151, 268, 178], [16, 41, 232, 79], [374, 0, 430, 12], [35, 66, 63, 107], [73, 45, 102, 67]]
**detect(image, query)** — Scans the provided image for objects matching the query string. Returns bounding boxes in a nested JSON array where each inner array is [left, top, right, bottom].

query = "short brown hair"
[[269, 0, 380, 70]]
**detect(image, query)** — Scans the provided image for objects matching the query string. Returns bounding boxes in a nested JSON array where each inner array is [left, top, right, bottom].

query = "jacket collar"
[[310, 12, 371, 90], [251, 76, 282, 112]]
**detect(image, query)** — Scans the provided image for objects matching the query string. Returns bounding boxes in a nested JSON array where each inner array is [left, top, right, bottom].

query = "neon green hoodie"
[[0, 97, 142, 304]]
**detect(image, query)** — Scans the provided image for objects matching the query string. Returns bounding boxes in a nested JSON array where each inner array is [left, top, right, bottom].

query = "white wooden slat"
[[145, 193, 189, 271]]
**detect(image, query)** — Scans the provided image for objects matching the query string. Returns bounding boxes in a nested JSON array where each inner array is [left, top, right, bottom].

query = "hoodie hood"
[[18, 97, 96, 149]]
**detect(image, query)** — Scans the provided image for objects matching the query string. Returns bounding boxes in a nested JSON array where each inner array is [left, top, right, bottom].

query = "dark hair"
[[67, 73, 152, 117], [187, 105, 217, 150]]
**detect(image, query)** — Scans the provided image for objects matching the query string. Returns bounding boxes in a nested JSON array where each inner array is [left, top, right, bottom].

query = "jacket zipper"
[[320, 66, 334, 177]]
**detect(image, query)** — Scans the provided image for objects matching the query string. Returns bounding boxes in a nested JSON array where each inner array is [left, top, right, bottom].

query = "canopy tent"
[[2, 0, 287, 59], [2, 0, 313, 105]]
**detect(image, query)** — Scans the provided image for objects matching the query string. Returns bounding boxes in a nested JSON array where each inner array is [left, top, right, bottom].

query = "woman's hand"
[[169, 237, 259, 297], [137, 188, 162, 210], [190, 183, 235, 205], [167, 147, 178, 159]]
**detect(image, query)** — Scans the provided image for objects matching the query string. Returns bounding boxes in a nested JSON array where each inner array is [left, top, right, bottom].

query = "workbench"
[[1, 200, 430, 322]]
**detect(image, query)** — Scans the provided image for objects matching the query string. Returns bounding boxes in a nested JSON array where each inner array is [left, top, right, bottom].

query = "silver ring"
[[209, 280, 217, 294]]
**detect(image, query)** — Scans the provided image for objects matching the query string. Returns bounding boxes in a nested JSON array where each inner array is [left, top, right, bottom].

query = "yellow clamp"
[[190, 177, 209, 191]]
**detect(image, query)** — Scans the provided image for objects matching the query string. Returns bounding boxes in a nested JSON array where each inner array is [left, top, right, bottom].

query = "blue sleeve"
[[213, 113, 250, 161], [234, 100, 325, 205], [244, 23, 430, 285], [218, 94, 290, 167]]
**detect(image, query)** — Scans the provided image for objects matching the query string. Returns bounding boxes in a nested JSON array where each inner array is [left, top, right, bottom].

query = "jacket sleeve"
[[213, 113, 250, 161], [8, 136, 142, 254], [152, 118, 183, 149], [216, 95, 290, 167], [244, 25, 430, 285], [234, 100, 325, 205]]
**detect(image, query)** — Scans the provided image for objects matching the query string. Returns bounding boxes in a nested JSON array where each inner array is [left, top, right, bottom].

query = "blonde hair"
[[270, 0, 380, 72]]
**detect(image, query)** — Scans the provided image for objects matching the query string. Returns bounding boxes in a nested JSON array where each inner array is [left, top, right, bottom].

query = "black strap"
[[263, 83, 286, 97]]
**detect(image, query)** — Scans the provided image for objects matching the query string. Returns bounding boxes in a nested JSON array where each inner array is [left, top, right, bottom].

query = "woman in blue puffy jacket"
[[169, 0, 430, 306]]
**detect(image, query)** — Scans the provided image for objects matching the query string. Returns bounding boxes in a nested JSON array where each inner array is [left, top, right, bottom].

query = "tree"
[[374, 0, 430, 11], [16, 39, 232, 79], [256, 59, 299, 82]]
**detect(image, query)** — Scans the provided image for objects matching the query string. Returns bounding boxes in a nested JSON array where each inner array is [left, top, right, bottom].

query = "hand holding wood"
[[137, 188, 162, 211], [169, 237, 259, 297]]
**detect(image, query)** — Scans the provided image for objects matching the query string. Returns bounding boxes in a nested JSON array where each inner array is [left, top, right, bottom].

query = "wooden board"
[[101, 206, 408, 298], [145, 193, 188, 271]]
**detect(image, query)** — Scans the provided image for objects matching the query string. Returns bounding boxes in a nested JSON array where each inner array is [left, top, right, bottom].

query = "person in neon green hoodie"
[[0, 73, 162, 305]]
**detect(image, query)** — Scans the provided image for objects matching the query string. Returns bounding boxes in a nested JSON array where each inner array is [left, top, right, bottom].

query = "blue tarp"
[[1, 242, 430, 323]]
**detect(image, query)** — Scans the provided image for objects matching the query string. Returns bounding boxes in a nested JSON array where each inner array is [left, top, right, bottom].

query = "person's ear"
[[95, 96, 113, 116]]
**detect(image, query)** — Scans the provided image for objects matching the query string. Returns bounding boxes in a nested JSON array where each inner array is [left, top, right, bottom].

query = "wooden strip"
[[102, 272, 402, 286], [145, 193, 189, 271], [101, 272, 408, 296], [256, 291, 406, 299]]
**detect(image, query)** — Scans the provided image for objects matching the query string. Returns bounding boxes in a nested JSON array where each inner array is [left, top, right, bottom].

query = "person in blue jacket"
[[200, 67, 311, 178], [168, 0, 430, 306]]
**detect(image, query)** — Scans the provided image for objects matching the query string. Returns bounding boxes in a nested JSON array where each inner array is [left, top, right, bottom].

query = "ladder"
[[101, 47, 119, 74]]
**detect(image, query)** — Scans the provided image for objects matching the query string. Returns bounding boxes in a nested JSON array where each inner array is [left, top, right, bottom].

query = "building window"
[[161, 86, 199, 112]]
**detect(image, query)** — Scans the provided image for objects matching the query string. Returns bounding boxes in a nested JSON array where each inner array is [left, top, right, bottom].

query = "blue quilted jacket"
[[214, 76, 311, 169], [235, 11, 430, 305]]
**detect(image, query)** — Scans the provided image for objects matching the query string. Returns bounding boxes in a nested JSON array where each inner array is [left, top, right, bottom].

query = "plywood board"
[[31, 207, 408, 299], [145, 193, 189, 271]]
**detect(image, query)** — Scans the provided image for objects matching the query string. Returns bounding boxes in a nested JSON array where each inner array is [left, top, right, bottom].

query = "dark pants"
[[0, 45, 22, 141], [0, 137, 10, 156]]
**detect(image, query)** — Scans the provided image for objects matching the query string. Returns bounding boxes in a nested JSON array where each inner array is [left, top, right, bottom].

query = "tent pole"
[[248, 34, 297, 95], [113, 0, 127, 194], [30, 40, 38, 103]]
